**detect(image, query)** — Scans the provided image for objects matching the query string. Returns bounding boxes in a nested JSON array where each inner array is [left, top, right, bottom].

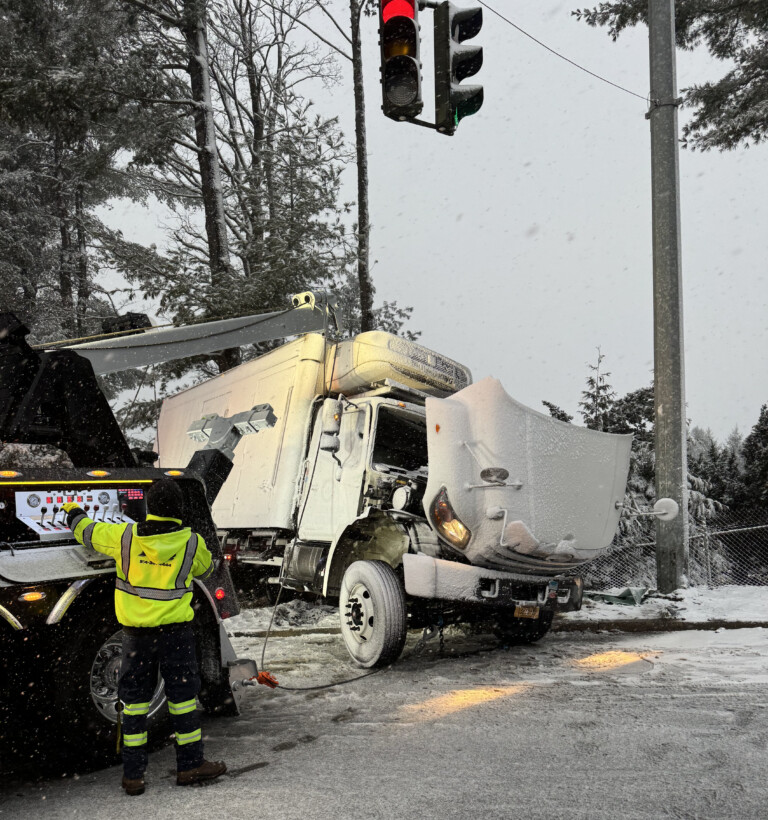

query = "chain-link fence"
[[579, 513, 768, 591]]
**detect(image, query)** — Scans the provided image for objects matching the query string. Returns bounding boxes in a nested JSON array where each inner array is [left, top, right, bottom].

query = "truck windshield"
[[372, 406, 427, 473]]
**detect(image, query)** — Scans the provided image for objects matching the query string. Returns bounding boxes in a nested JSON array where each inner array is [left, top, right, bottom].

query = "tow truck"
[[0, 294, 339, 771]]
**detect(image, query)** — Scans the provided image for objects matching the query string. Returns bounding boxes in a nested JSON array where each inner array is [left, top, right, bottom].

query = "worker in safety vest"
[[62, 478, 226, 796]]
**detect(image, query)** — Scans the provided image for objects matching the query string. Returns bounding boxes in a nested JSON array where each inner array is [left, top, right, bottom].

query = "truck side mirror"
[[321, 398, 343, 436], [319, 433, 341, 454]]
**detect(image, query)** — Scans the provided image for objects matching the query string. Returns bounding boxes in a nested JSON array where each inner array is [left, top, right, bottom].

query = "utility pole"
[[647, 0, 689, 592]]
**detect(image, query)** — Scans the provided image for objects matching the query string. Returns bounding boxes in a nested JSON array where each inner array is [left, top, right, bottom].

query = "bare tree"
[[124, 0, 234, 290], [264, 0, 376, 330]]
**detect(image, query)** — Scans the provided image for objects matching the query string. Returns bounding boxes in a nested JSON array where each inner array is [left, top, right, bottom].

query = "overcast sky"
[[103, 1, 768, 442]]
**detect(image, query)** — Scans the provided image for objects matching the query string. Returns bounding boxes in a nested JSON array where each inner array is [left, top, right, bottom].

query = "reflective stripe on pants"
[[168, 698, 197, 716], [175, 728, 202, 746], [118, 625, 204, 779], [123, 701, 150, 717], [123, 731, 148, 748]]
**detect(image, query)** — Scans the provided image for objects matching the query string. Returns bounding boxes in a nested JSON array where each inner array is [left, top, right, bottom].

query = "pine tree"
[[578, 348, 617, 431], [0, 0, 182, 339], [743, 404, 768, 507], [541, 401, 573, 423]]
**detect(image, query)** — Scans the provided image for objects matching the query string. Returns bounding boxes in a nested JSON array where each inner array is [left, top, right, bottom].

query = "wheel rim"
[[343, 582, 377, 645], [89, 629, 165, 724]]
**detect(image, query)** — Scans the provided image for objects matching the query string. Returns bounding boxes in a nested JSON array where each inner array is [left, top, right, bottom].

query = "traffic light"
[[379, 0, 423, 121], [434, 2, 483, 135]]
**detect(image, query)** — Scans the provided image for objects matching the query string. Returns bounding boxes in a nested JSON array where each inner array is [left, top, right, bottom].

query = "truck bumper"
[[403, 552, 577, 609]]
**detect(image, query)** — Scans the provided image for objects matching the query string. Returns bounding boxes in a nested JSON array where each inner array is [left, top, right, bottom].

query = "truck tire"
[[51, 603, 167, 770], [494, 608, 555, 646], [339, 560, 407, 669]]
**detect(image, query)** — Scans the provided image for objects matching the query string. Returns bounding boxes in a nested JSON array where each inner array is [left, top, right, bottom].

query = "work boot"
[[122, 776, 145, 796], [176, 759, 227, 786]]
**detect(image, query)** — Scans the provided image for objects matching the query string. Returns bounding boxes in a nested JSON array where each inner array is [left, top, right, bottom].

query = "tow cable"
[[241, 587, 446, 693]]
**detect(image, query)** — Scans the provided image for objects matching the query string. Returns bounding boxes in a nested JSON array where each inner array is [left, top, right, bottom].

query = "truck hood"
[[423, 377, 632, 575]]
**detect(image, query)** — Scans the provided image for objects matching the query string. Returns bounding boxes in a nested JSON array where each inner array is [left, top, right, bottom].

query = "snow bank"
[[227, 586, 768, 639], [559, 585, 768, 624], [227, 599, 339, 634]]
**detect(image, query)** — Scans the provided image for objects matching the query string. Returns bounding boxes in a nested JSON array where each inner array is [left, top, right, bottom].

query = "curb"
[[230, 620, 768, 640], [553, 618, 768, 633]]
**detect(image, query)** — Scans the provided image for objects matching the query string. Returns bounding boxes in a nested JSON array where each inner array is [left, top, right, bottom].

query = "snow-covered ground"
[[3, 589, 768, 819], [560, 585, 768, 624], [3, 622, 768, 819], [226, 599, 339, 634], [224, 586, 768, 639]]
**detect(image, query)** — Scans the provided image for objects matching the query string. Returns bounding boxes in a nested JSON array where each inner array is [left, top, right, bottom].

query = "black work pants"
[[118, 623, 204, 779]]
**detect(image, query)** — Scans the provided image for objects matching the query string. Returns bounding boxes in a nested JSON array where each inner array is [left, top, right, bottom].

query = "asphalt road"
[[2, 626, 767, 820]]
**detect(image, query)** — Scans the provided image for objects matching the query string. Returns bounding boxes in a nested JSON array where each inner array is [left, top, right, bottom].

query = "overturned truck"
[[157, 330, 635, 667]]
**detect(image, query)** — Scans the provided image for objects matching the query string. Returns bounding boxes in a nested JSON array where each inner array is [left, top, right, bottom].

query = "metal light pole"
[[647, 0, 689, 592]]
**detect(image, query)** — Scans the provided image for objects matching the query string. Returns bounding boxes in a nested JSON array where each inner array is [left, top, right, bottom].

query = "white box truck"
[[157, 331, 633, 667]]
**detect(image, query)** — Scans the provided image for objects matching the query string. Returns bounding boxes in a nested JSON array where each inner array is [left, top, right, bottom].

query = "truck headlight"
[[430, 488, 471, 549]]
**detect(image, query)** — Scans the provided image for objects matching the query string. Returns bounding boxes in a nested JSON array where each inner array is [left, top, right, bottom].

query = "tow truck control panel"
[[12, 488, 144, 541]]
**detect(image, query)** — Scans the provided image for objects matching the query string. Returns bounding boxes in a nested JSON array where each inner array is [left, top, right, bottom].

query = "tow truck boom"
[[0, 292, 339, 467], [59, 291, 340, 376]]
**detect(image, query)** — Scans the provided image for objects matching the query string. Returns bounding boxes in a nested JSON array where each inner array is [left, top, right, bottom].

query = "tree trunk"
[[349, 0, 374, 332], [54, 137, 75, 333], [181, 0, 232, 289], [180, 0, 238, 371], [241, 6, 265, 267], [74, 183, 90, 335]]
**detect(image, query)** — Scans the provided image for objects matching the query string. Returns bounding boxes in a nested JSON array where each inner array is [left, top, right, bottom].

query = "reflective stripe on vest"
[[71, 513, 96, 548], [120, 523, 133, 577], [115, 579, 190, 601], [82, 522, 96, 549], [174, 533, 198, 590], [70, 513, 88, 532], [115, 530, 199, 603]]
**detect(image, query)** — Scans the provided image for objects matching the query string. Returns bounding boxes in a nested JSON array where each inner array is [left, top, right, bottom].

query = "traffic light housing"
[[379, 0, 423, 120], [434, 2, 483, 135]]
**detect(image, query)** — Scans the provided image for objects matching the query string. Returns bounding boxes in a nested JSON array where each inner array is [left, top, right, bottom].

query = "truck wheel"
[[52, 605, 166, 769], [494, 608, 555, 645], [339, 561, 407, 669]]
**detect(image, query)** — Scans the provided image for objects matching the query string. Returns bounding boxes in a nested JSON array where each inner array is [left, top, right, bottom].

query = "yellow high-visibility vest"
[[71, 513, 213, 627]]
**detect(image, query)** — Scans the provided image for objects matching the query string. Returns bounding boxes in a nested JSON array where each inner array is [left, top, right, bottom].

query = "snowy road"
[[2, 625, 768, 820]]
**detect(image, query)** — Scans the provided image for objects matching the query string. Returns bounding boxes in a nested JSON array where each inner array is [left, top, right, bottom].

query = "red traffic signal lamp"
[[379, 0, 423, 120], [434, 2, 483, 135]]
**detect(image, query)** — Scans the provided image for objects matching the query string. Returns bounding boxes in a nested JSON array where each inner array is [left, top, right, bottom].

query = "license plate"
[[514, 605, 540, 619]]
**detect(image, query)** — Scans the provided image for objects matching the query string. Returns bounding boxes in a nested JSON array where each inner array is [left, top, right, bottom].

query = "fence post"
[[704, 526, 712, 587]]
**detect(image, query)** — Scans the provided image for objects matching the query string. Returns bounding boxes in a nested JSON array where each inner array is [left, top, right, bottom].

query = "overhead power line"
[[478, 0, 647, 102]]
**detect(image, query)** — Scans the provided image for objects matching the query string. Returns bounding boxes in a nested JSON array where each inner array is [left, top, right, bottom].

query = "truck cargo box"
[[157, 332, 472, 531], [158, 334, 327, 530]]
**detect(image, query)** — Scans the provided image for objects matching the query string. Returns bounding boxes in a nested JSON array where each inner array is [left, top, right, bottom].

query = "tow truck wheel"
[[493, 608, 555, 645], [52, 602, 166, 769], [339, 561, 407, 669]]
